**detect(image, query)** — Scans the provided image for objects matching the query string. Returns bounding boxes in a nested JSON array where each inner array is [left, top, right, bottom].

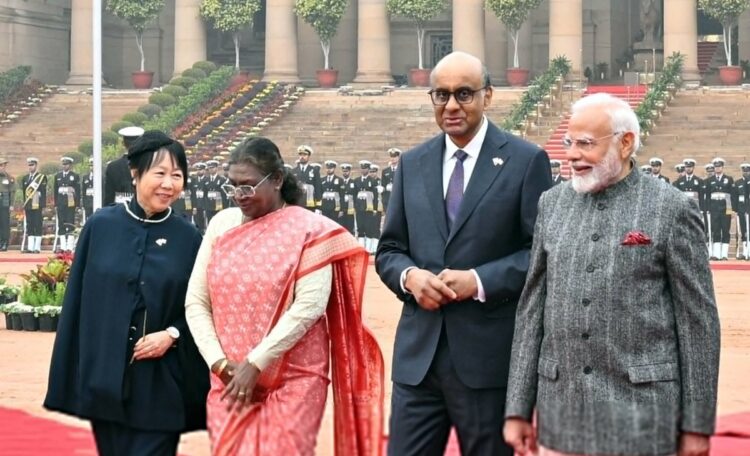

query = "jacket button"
[[137, 249, 143, 255], [591, 233, 600, 241], [583, 366, 593, 374], [586, 265, 595, 273], [597, 203, 606, 210], [582, 332, 590, 340], [582, 298, 591, 306]]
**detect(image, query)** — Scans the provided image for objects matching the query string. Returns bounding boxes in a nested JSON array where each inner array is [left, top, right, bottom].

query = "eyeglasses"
[[221, 173, 271, 198], [562, 132, 624, 151], [428, 86, 488, 106]]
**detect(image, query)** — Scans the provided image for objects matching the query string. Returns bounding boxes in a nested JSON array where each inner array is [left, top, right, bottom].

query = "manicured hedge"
[[0, 66, 32, 104]]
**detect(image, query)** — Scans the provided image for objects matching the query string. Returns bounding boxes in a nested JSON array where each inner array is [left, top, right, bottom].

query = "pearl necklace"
[[123, 202, 172, 224]]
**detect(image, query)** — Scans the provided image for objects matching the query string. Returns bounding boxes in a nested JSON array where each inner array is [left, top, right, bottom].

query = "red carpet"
[[0, 407, 96, 455]]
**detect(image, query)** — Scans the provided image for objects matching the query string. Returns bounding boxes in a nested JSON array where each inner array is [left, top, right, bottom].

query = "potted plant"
[[386, 0, 447, 87], [295, 0, 349, 88], [698, 0, 750, 85], [200, 0, 261, 83], [106, 0, 166, 89], [486, 0, 543, 87]]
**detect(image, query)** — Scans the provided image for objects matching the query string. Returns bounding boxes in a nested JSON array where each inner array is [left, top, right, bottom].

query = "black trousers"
[[57, 206, 76, 235], [388, 328, 513, 456], [0, 205, 9, 242], [738, 211, 749, 242], [710, 211, 731, 243], [91, 420, 179, 456], [340, 213, 355, 235], [25, 208, 43, 236], [355, 209, 369, 237]]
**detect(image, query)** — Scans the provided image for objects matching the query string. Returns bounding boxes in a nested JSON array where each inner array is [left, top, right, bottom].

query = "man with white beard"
[[503, 93, 720, 456]]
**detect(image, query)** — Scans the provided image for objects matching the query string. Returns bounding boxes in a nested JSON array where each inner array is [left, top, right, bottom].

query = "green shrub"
[[169, 76, 198, 89], [103, 143, 126, 163], [66, 151, 87, 165], [161, 84, 188, 98], [182, 68, 207, 80], [78, 140, 94, 155], [121, 111, 148, 125], [110, 120, 134, 133], [193, 60, 217, 74], [102, 130, 120, 146], [148, 92, 177, 108], [40, 162, 59, 177], [138, 103, 162, 118], [0, 65, 32, 103]]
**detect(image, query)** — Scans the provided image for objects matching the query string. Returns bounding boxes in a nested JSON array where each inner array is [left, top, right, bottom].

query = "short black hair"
[[127, 130, 189, 187]]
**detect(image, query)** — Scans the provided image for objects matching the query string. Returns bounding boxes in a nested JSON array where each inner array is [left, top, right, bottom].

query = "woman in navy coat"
[[44, 131, 209, 456]]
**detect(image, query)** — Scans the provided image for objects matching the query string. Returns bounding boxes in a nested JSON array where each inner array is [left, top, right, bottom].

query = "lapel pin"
[[156, 238, 167, 246], [492, 157, 504, 167]]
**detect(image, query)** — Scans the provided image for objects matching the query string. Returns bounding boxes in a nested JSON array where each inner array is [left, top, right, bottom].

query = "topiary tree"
[[486, 0, 543, 68], [200, 0, 262, 70], [386, 0, 446, 70], [698, 0, 750, 66], [106, 0, 165, 72], [294, 0, 348, 70]]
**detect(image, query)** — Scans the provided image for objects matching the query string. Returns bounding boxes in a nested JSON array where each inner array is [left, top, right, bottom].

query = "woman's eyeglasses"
[[221, 173, 271, 198]]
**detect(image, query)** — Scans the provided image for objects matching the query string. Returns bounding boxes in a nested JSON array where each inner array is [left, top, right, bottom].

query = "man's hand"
[[677, 432, 710, 456], [404, 268, 456, 311], [437, 269, 478, 301], [503, 418, 537, 455]]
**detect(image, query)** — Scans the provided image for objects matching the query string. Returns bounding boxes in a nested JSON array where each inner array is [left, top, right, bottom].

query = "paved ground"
[[0, 254, 748, 455]]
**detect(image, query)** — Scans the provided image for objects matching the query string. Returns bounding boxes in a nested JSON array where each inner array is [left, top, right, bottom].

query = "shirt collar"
[[444, 116, 488, 163]]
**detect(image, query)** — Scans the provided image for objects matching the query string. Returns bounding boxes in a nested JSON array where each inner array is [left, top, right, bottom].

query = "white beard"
[[571, 144, 624, 194]]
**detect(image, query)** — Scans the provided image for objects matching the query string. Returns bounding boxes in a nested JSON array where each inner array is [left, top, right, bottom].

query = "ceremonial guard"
[[293, 145, 322, 211], [381, 148, 401, 212], [735, 164, 750, 260], [320, 160, 344, 223], [191, 162, 207, 233], [203, 159, 227, 223], [104, 126, 143, 205], [53, 156, 80, 252], [640, 164, 652, 175], [368, 164, 383, 254], [354, 160, 375, 251], [81, 158, 94, 221], [649, 157, 670, 183], [0, 158, 14, 251], [22, 157, 47, 253], [550, 159, 567, 185], [674, 159, 702, 205], [672, 163, 686, 185], [339, 163, 356, 234], [706, 158, 734, 260], [172, 173, 197, 222]]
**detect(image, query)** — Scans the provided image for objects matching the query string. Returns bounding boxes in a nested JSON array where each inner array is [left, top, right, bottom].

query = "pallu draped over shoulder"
[[206, 205, 383, 456]]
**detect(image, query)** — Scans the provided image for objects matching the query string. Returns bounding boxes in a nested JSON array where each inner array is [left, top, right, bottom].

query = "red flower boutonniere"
[[621, 230, 652, 246]]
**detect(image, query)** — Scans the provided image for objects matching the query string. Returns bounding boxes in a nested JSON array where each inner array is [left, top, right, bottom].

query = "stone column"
[[353, 0, 393, 85], [452, 0, 485, 61], [485, 14, 508, 85], [663, 0, 700, 82], [173, 0, 206, 76], [67, 0, 93, 85], [549, 0, 582, 78], [739, 10, 750, 66], [263, 0, 300, 82]]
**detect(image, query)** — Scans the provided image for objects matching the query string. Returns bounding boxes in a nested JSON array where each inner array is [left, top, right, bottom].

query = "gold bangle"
[[215, 358, 228, 376]]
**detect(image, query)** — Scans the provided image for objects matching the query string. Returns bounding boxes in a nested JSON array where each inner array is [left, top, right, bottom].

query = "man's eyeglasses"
[[221, 173, 271, 198], [561, 132, 624, 151], [428, 86, 488, 106]]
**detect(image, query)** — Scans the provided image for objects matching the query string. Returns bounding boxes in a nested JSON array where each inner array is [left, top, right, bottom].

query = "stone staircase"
[[641, 89, 750, 180], [698, 41, 722, 75], [260, 89, 522, 167], [0, 90, 151, 176]]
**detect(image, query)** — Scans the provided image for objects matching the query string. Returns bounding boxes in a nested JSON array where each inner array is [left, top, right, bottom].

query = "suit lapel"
[[420, 138, 449, 242], [446, 125, 510, 246]]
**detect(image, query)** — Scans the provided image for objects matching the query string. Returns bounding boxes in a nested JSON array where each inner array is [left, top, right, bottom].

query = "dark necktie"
[[445, 150, 468, 227]]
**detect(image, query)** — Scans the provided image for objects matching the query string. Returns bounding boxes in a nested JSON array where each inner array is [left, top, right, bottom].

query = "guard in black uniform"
[[172, 174, 197, 222], [22, 157, 47, 253], [54, 156, 81, 252], [204, 159, 227, 224], [649, 157, 669, 183], [640, 165, 652, 175], [82, 158, 95, 222], [191, 162, 207, 233], [707, 158, 734, 260], [381, 148, 401, 212], [339, 163, 356, 234], [674, 160, 702, 207], [734, 163, 750, 260], [293, 145, 322, 211], [354, 160, 375, 250], [0, 158, 14, 251], [105, 126, 143, 205], [672, 163, 686, 187], [368, 164, 383, 255], [321, 160, 344, 224], [550, 159, 567, 185]]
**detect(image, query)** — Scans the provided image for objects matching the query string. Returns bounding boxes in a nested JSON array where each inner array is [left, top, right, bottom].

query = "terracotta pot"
[[316, 69, 339, 88], [131, 71, 154, 89], [506, 68, 530, 87], [409, 68, 431, 87], [718, 66, 743, 85]]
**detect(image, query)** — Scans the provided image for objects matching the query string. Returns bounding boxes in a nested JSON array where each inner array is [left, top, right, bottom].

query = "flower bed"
[[0, 80, 57, 128]]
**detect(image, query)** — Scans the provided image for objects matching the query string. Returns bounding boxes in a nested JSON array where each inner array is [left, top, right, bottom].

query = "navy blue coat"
[[44, 200, 209, 432], [376, 121, 553, 389]]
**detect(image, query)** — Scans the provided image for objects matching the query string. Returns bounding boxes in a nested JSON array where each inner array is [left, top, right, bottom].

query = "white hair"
[[571, 92, 641, 155]]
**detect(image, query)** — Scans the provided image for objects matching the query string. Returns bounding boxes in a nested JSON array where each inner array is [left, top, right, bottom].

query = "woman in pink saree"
[[185, 137, 383, 455]]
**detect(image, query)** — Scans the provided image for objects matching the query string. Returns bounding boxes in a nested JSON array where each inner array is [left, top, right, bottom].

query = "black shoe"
[[709, 256, 718, 261]]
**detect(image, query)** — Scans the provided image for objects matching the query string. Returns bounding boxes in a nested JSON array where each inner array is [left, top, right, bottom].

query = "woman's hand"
[[211, 358, 238, 385], [220, 359, 261, 412], [132, 331, 173, 360]]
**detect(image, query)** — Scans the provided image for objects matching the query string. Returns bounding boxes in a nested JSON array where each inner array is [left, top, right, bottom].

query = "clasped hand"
[[213, 358, 261, 412], [132, 331, 173, 361], [405, 268, 477, 311]]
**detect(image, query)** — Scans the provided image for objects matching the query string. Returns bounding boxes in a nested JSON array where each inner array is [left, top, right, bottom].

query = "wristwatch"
[[166, 326, 180, 340]]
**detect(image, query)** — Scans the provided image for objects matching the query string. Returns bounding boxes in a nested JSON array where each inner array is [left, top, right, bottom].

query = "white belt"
[[58, 187, 72, 194], [683, 191, 699, 200], [323, 191, 338, 200], [386, 183, 393, 192], [207, 191, 220, 199], [85, 188, 94, 196], [740, 195, 746, 203], [711, 192, 729, 200], [196, 190, 205, 198], [357, 191, 372, 199]]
